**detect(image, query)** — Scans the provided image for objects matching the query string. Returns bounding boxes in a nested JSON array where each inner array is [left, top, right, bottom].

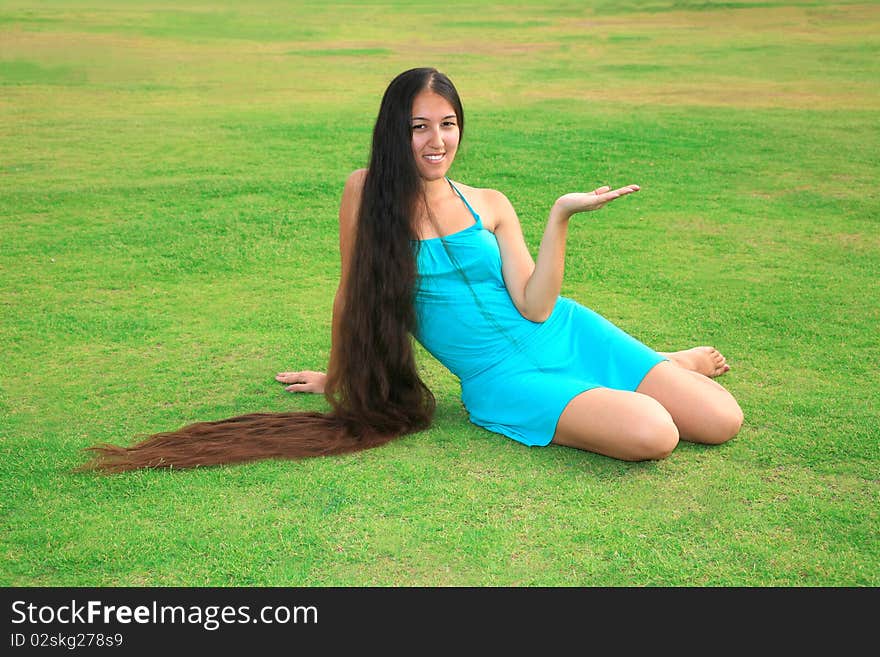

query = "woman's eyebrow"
[[411, 114, 457, 121]]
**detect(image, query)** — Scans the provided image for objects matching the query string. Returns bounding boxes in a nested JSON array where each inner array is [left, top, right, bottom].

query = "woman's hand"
[[275, 370, 326, 394], [553, 184, 640, 218]]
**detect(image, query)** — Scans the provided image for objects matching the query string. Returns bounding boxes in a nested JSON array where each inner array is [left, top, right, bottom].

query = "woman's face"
[[410, 89, 460, 182]]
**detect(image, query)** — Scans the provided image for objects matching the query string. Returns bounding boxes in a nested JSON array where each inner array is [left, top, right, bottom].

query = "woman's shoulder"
[[339, 169, 368, 208], [344, 168, 368, 190], [450, 180, 515, 223], [449, 180, 511, 207], [448, 181, 515, 233], [338, 169, 368, 231]]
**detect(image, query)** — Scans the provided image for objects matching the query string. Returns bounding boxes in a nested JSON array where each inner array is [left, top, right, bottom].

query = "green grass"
[[1, 0, 877, 587]]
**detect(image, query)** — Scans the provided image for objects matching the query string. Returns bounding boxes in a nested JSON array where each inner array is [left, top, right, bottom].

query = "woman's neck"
[[420, 176, 455, 204]]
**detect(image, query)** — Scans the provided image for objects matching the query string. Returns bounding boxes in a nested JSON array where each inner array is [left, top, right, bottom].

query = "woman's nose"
[[428, 127, 444, 148]]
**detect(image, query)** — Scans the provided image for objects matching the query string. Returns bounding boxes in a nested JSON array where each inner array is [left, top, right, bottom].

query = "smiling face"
[[410, 89, 460, 183]]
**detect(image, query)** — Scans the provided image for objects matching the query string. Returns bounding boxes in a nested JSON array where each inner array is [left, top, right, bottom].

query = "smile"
[[423, 153, 445, 162]]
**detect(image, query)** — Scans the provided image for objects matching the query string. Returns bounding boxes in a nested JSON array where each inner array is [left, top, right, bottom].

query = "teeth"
[[425, 154, 444, 161]]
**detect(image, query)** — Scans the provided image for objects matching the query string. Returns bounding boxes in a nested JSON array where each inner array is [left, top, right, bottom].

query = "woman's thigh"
[[552, 387, 680, 461]]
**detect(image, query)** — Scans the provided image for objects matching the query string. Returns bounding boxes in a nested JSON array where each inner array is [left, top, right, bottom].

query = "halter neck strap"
[[446, 177, 480, 221]]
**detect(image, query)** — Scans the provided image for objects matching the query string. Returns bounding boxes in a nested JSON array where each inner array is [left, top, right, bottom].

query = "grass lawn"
[[1, 0, 877, 586]]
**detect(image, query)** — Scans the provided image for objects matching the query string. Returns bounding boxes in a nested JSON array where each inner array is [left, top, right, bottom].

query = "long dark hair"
[[79, 67, 464, 472]]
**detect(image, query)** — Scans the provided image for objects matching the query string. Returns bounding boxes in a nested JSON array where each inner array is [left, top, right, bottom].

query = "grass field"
[[1, 1, 877, 586]]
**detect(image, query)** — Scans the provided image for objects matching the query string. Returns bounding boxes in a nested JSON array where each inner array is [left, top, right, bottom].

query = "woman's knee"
[[629, 412, 680, 460], [702, 400, 744, 445], [610, 395, 680, 460]]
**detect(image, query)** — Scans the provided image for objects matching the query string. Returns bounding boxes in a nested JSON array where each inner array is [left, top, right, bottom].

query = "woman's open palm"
[[554, 184, 640, 216]]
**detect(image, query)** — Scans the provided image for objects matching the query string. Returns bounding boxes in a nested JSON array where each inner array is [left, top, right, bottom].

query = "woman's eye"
[[411, 124, 426, 130]]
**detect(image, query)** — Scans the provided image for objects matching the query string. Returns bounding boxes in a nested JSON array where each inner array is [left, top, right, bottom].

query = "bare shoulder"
[[447, 181, 515, 232], [340, 169, 367, 217], [449, 180, 507, 205], [343, 168, 368, 195]]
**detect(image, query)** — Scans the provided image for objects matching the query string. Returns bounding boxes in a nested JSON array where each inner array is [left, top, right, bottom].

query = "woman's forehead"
[[411, 90, 456, 118]]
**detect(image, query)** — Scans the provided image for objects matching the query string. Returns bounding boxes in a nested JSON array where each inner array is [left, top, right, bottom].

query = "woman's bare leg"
[[551, 359, 742, 460], [552, 388, 680, 461], [636, 360, 743, 445]]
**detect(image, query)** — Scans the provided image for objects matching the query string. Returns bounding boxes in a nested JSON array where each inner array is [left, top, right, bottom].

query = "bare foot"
[[659, 346, 730, 378]]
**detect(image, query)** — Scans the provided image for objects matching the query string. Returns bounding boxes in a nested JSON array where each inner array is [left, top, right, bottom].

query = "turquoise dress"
[[413, 181, 667, 447]]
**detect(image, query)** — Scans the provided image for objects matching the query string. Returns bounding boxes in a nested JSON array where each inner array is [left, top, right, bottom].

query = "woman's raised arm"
[[492, 184, 640, 322]]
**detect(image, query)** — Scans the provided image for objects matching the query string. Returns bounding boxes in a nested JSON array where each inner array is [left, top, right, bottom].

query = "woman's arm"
[[275, 169, 366, 393], [491, 184, 640, 322]]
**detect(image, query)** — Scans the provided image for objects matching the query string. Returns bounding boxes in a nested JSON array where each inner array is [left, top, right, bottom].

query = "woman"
[[81, 67, 742, 472]]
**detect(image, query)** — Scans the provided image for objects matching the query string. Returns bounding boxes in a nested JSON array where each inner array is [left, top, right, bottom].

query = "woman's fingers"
[[276, 370, 326, 394], [275, 370, 322, 384], [275, 371, 302, 384], [588, 184, 639, 203], [603, 184, 639, 197], [595, 184, 639, 205], [285, 382, 320, 393]]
